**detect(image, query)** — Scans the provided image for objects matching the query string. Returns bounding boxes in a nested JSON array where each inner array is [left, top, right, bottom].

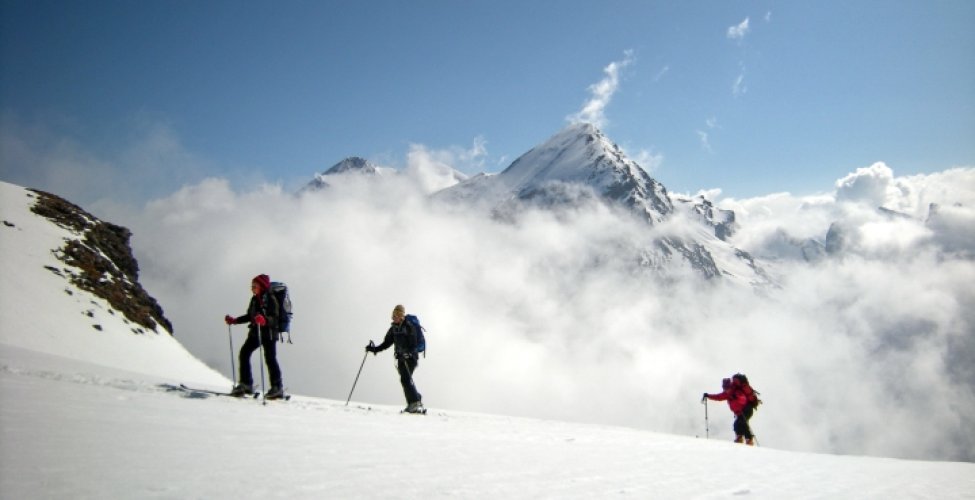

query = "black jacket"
[[232, 291, 280, 333], [374, 320, 418, 358]]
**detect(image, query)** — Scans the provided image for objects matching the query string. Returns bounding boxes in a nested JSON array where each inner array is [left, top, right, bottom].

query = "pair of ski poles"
[[228, 328, 374, 406]]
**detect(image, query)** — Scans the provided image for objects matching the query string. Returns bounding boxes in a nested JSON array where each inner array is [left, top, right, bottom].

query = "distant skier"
[[703, 374, 760, 445], [366, 304, 424, 413], [224, 274, 285, 399]]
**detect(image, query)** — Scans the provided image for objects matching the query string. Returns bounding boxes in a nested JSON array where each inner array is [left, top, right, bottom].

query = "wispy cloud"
[[696, 130, 712, 152], [652, 65, 670, 83], [0, 113, 220, 218], [727, 17, 751, 41], [732, 66, 747, 97], [696, 117, 719, 152], [631, 148, 664, 172], [567, 50, 635, 128]]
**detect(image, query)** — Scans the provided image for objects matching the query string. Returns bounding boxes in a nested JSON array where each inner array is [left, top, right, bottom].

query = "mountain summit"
[[302, 156, 387, 192], [436, 123, 767, 285], [495, 122, 674, 222]]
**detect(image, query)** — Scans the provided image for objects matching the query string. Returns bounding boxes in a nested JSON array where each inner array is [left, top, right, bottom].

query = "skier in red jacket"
[[703, 374, 759, 445]]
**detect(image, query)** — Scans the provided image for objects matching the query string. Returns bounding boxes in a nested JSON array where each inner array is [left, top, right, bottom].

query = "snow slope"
[[2, 346, 973, 500], [1, 180, 973, 499]]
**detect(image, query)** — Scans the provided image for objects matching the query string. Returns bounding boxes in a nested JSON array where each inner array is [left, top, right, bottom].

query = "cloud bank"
[[104, 157, 975, 463]]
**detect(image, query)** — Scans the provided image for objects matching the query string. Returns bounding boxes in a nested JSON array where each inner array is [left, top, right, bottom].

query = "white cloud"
[[567, 50, 635, 128], [696, 116, 719, 152], [835, 161, 895, 206], [631, 148, 664, 172], [721, 162, 975, 261], [404, 137, 484, 192], [727, 17, 751, 41]]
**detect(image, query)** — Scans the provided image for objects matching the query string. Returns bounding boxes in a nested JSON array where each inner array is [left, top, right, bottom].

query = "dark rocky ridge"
[[28, 189, 173, 335]]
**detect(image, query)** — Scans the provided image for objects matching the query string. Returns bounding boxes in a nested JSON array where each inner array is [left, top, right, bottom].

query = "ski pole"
[[346, 342, 372, 406], [703, 397, 710, 439], [257, 323, 268, 405], [227, 324, 237, 386]]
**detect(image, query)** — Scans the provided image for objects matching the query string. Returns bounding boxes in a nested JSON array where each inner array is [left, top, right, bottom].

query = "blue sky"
[[1, 0, 973, 205]]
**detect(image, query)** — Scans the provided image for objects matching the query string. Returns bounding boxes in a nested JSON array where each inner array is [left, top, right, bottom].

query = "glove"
[[701, 393, 709, 402], [254, 314, 267, 326], [224, 315, 235, 325], [365, 341, 376, 354]]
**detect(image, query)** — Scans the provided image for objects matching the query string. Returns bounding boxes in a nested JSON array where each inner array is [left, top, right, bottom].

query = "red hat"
[[252, 274, 271, 292]]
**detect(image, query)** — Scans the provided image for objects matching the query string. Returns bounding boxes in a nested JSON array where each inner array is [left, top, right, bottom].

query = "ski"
[[171, 383, 259, 399], [400, 408, 428, 415]]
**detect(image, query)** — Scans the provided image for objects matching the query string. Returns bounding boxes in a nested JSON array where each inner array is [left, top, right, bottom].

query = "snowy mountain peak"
[[302, 156, 387, 192], [432, 123, 771, 284], [497, 122, 673, 222], [324, 156, 378, 175]]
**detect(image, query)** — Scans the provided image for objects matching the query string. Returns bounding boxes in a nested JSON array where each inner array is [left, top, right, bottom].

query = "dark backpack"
[[404, 314, 426, 356], [270, 281, 293, 343]]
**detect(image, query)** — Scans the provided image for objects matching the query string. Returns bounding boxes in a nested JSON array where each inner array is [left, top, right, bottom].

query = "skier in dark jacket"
[[224, 274, 285, 399], [703, 375, 759, 445], [366, 304, 424, 413]]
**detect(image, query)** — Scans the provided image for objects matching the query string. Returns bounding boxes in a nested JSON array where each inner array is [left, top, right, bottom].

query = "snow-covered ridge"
[[28, 186, 172, 333], [0, 180, 225, 384]]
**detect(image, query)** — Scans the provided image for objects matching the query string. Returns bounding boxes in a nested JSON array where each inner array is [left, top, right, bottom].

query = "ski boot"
[[229, 383, 253, 397], [265, 386, 286, 400]]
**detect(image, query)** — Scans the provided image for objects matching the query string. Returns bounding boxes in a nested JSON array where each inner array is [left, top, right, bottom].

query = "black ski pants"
[[238, 326, 282, 389], [396, 356, 421, 404], [733, 404, 755, 439]]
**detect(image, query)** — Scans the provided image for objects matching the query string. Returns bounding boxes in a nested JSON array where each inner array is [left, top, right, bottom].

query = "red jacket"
[[706, 380, 750, 415]]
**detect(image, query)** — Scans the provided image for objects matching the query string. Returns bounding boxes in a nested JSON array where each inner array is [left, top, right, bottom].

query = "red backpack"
[[733, 373, 762, 408]]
